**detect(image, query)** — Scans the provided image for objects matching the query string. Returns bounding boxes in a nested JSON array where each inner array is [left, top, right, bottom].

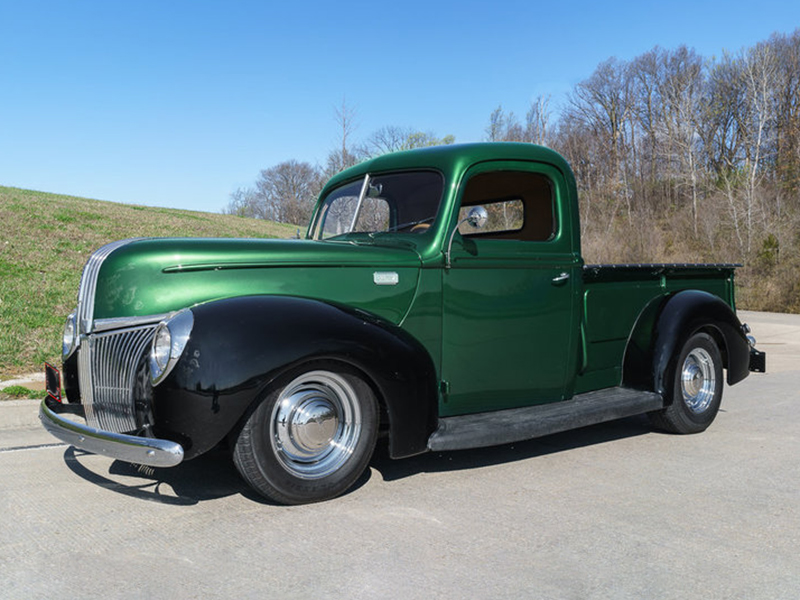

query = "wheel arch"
[[249, 354, 412, 456], [154, 295, 438, 460], [622, 289, 750, 400]]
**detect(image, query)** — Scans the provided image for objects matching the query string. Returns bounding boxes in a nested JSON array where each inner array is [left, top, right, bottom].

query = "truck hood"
[[90, 238, 423, 325]]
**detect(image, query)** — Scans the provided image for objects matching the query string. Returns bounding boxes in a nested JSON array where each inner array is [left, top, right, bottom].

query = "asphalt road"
[[0, 311, 797, 599]]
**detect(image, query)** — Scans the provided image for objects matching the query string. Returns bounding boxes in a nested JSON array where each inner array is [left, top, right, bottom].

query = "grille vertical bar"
[[80, 324, 158, 433]]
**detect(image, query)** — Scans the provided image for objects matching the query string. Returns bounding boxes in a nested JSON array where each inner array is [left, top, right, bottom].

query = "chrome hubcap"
[[681, 348, 716, 413], [271, 371, 361, 479]]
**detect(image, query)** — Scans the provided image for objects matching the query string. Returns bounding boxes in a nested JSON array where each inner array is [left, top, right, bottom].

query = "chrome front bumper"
[[39, 398, 184, 468]]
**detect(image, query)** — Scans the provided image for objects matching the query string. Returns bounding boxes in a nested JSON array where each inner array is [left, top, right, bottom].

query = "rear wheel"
[[233, 364, 378, 504], [649, 332, 723, 434]]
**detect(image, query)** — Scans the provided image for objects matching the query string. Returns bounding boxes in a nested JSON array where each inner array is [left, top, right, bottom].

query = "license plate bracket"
[[45, 362, 62, 402]]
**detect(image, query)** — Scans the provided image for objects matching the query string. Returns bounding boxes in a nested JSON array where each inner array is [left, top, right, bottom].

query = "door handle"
[[552, 272, 570, 285]]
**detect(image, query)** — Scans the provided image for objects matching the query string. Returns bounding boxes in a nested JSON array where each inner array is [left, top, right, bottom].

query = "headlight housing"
[[62, 312, 78, 360], [149, 309, 194, 386]]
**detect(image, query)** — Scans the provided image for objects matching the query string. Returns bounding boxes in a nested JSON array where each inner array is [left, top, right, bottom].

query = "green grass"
[[0, 185, 297, 378], [0, 385, 37, 400]]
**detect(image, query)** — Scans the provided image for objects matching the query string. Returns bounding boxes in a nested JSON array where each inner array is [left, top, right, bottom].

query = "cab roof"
[[323, 142, 572, 193]]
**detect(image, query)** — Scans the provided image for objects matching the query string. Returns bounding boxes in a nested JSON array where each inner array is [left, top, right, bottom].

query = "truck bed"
[[576, 263, 740, 394]]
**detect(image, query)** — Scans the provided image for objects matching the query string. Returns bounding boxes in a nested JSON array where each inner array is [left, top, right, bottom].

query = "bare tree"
[[324, 98, 360, 177], [335, 98, 357, 162], [659, 46, 704, 234], [770, 30, 800, 197], [257, 160, 324, 225], [225, 161, 322, 225], [698, 52, 746, 174], [362, 126, 456, 157], [324, 147, 361, 178], [525, 95, 552, 145], [630, 48, 664, 198], [362, 125, 410, 155], [485, 106, 507, 141], [223, 187, 264, 219], [763, 30, 800, 264], [566, 57, 634, 220], [483, 102, 550, 144], [552, 114, 605, 232], [741, 42, 778, 252]]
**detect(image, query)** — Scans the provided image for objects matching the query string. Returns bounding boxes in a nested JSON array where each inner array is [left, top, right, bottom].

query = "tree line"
[[226, 29, 800, 312], [544, 29, 800, 312]]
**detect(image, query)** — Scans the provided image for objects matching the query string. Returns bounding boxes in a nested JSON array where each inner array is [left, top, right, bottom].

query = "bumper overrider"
[[744, 323, 767, 373], [39, 396, 184, 468]]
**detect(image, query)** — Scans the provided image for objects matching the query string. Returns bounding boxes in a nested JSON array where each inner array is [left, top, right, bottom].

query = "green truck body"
[[41, 143, 764, 504]]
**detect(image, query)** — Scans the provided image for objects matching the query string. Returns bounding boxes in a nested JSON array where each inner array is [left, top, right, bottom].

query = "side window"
[[458, 171, 555, 241], [458, 198, 524, 234]]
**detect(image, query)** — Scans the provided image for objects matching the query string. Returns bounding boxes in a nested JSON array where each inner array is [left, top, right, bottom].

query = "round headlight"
[[62, 312, 78, 359], [149, 309, 194, 386], [151, 324, 172, 375]]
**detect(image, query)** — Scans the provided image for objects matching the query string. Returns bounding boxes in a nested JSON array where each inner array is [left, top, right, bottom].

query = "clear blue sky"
[[1, 0, 798, 214]]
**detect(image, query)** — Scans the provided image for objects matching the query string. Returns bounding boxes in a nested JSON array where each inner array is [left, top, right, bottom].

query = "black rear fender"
[[622, 290, 750, 399]]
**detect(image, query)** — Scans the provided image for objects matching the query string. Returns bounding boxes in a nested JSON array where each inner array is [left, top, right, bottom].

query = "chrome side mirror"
[[465, 206, 488, 228], [445, 206, 489, 269]]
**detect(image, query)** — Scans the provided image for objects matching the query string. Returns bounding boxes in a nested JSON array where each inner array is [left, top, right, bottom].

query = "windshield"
[[310, 171, 444, 240]]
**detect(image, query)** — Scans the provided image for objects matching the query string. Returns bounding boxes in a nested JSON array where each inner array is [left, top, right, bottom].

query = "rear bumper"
[[749, 347, 766, 373], [39, 397, 184, 468]]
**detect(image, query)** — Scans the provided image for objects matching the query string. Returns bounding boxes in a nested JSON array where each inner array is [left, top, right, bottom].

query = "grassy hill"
[[0, 185, 297, 380]]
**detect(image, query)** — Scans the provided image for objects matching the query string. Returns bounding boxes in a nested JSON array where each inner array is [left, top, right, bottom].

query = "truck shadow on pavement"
[[62, 445, 253, 506], [60, 415, 654, 505]]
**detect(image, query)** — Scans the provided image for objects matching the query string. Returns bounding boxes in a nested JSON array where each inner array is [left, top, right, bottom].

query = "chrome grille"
[[78, 324, 157, 432]]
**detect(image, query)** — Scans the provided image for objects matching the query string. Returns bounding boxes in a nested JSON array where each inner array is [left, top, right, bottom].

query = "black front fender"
[[153, 295, 437, 460]]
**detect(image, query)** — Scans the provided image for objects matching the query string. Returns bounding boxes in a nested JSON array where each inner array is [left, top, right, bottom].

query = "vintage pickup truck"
[[41, 143, 766, 504]]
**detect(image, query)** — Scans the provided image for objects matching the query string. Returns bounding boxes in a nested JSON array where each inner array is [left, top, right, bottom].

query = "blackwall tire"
[[649, 332, 724, 434], [233, 363, 378, 505]]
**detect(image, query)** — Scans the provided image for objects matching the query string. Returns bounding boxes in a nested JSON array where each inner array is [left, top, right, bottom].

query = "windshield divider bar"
[[349, 175, 370, 233]]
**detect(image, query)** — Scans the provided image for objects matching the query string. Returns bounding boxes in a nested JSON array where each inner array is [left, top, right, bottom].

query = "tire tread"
[[232, 362, 378, 505], [648, 332, 723, 435]]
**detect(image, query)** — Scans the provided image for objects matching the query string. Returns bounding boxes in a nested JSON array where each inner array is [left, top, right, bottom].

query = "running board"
[[427, 387, 664, 451]]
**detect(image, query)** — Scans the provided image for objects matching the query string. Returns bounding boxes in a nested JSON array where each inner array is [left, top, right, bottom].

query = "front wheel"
[[233, 364, 378, 504], [649, 332, 724, 434]]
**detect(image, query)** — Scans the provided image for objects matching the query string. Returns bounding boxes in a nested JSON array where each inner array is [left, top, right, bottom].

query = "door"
[[440, 161, 581, 417]]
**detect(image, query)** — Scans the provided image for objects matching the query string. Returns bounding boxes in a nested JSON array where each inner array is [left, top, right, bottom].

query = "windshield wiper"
[[323, 233, 375, 246]]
